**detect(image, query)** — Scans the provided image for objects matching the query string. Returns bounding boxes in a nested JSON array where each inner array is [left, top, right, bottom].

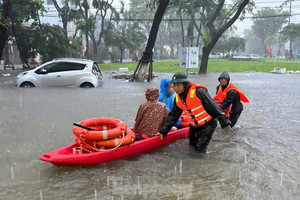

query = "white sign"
[[285, 40, 290, 50], [179, 47, 187, 68], [187, 47, 199, 68], [179, 47, 199, 68]]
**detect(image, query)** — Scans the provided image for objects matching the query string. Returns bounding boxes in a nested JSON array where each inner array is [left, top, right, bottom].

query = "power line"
[[106, 13, 300, 22]]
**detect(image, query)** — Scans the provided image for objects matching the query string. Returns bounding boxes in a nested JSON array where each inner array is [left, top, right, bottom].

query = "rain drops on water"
[[179, 159, 182, 174], [94, 189, 97, 200], [40, 190, 43, 200], [11, 166, 14, 179]]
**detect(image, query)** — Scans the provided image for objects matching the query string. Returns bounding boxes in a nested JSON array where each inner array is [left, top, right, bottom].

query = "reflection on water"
[[0, 71, 300, 199]]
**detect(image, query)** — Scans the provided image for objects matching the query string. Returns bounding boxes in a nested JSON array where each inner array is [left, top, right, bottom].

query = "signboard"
[[188, 47, 199, 68], [179, 47, 187, 68], [285, 40, 290, 50], [179, 47, 199, 69]]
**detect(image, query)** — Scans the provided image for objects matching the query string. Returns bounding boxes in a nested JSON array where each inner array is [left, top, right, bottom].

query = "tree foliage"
[[7, 0, 71, 66], [280, 23, 300, 42], [0, 0, 11, 59], [70, 0, 120, 60], [214, 35, 246, 56], [172, 0, 254, 74], [131, 0, 170, 82], [251, 7, 289, 54], [105, 12, 147, 63], [280, 23, 300, 58], [51, 0, 73, 34], [33, 23, 71, 62], [10, 0, 45, 66]]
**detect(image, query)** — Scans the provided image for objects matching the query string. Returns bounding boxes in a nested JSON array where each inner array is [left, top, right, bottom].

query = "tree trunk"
[[289, 41, 294, 59], [0, 0, 11, 60], [120, 47, 123, 63], [132, 0, 170, 82], [92, 39, 97, 59], [199, 46, 210, 74], [198, 0, 249, 74], [171, 45, 174, 58], [180, 10, 185, 47]]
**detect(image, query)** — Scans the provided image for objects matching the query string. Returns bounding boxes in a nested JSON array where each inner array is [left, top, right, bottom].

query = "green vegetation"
[[99, 59, 300, 73]]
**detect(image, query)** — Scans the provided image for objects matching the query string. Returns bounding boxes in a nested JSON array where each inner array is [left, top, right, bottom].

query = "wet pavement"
[[0, 69, 299, 199]]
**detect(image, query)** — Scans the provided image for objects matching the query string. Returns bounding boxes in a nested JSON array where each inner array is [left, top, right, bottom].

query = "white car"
[[16, 58, 103, 88]]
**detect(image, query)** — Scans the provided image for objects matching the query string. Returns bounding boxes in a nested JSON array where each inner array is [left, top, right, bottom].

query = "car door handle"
[[57, 75, 61, 77]]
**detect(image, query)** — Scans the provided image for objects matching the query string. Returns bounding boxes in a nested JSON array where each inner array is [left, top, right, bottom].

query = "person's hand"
[[223, 125, 233, 132], [155, 132, 164, 140], [170, 126, 177, 131]]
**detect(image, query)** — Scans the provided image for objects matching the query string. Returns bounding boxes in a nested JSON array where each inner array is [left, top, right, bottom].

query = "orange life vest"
[[213, 82, 249, 116], [175, 82, 213, 126]]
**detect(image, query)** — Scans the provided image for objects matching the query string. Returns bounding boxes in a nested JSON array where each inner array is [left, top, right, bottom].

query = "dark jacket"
[[159, 84, 231, 136], [216, 84, 243, 115]]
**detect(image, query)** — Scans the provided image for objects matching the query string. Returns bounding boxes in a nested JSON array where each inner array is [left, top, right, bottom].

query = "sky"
[[113, 0, 300, 37]]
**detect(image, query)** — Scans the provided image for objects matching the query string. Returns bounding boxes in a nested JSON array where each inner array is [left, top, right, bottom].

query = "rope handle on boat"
[[79, 131, 126, 152], [73, 123, 96, 131]]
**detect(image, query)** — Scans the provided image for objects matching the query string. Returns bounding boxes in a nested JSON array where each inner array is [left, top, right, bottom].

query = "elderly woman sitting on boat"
[[134, 86, 172, 137]]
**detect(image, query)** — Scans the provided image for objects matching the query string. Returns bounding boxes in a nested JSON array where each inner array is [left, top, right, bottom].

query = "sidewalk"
[[0, 63, 26, 78], [0, 62, 24, 70]]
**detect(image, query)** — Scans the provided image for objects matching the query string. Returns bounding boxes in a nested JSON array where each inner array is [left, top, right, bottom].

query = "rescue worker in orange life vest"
[[213, 72, 250, 128], [156, 72, 232, 154]]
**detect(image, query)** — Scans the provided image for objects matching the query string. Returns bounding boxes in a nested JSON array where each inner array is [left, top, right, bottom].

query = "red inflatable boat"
[[39, 127, 189, 166]]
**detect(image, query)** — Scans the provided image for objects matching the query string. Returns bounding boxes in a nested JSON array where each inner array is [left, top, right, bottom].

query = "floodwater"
[[0, 70, 299, 200]]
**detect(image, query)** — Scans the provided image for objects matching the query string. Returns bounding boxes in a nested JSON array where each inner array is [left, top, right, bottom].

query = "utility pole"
[[288, 0, 293, 59], [288, 0, 292, 24]]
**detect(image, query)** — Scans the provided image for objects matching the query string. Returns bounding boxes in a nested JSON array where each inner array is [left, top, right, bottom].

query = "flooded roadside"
[[0, 70, 299, 199]]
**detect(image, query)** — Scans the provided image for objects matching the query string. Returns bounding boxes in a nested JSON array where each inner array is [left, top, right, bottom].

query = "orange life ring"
[[73, 118, 127, 141], [75, 128, 136, 152]]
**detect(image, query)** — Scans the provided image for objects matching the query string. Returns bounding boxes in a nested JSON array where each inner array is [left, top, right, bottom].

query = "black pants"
[[189, 119, 217, 154], [229, 110, 243, 128]]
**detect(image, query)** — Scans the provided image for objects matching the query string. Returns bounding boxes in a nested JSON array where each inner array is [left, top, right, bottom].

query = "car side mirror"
[[40, 69, 47, 74]]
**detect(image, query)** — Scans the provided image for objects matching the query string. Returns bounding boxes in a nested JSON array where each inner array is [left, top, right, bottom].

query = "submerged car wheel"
[[20, 82, 35, 88], [80, 82, 94, 88]]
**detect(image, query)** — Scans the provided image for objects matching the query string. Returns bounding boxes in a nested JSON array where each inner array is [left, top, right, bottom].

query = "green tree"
[[280, 23, 300, 59], [33, 23, 71, 62], [51, 0, 73, 36], [229, 36, 246, 53], [213, 35, 245, 57], [71, 0, 120, 60], [172, 0, 253, 74], [10, 0, 45, 67], [251, 7, 289, 55], [199, 0, 251, 74], [105, 15, 146, 63], [131, 0, 170, 82], [0, 0, 11, 60], [213, 35, 231, 57], [156, 11, 182, 59], [8, 0, 72, 67]]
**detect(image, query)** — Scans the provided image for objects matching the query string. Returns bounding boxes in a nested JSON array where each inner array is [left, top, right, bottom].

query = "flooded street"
[[0, 70, 299, 199]]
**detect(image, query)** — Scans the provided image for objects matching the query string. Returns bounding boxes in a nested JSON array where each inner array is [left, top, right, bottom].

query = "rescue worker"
[[213, 72, 250, 128], [156, 72, 232, 154]]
